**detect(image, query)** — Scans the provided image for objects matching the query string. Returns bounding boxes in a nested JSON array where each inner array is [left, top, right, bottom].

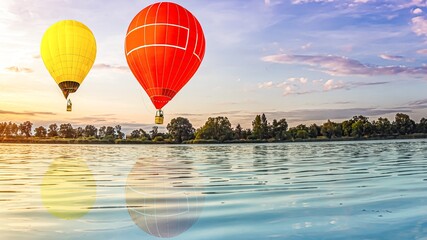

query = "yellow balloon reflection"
[[41, 158, 96, 220], [126, 158, 204, 238]]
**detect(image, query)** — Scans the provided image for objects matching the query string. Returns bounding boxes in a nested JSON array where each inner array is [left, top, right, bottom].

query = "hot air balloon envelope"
[[41, 20, 97, 106], [125, 2, 206, 111]]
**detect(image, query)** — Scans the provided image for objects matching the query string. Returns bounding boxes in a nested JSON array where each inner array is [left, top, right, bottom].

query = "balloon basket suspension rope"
[[67, 99, 72, 112], [155, 109, 164, 125]]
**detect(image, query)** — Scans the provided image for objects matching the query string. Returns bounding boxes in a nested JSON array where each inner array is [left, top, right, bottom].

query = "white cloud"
[[413, 8, 423, 14], [301, 43, 312, 50], [378, 54, 404, 61], [292, 0, 370, 4], [292, 0, 334, 4], [323, 79, 345, 91], [283, 85, 294, 95], [5, 66, 33, 73], [412, 16, 427, 37], [399, 0, 427, 9], [258, 81, 274, 88], [93, 63, 129, 71], [417, 49, 427, 54], [312, 79, 324, 84], [288, 77, 308, 84], [262, 53, 427, 76]]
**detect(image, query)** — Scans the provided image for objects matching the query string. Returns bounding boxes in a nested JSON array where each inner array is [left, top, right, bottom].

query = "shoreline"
[[1, 133, 427, 145]]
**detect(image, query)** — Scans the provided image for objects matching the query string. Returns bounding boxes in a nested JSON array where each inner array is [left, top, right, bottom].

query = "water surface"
[[1, 140, 427, 239]]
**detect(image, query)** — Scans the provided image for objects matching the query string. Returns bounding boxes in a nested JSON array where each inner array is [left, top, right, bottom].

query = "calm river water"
[[1, 140, 427, 240]]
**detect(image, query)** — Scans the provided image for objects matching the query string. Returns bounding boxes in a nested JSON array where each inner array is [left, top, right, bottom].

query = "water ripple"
[[1, 140, 427, 239]]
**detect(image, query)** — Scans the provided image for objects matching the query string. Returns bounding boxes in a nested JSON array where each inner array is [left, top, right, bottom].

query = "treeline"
[[1, 113, 427, 144]]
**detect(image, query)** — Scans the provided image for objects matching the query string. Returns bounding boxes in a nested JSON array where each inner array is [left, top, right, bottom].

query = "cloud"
[[264, 107, 412, 122], [312, 79, 324, 84], [301, 43, 312, 50], [5, 66, 33, 73], [352, 81, 390, 86], [288, 77, 308, 84], [261, 53, 427, 76], [323, 79, 345, 91], [398, 0, 427, 9], [0, 109, 55, 116], [378, 54, 405, 61], [258, 81, 274, 89], [291, 0, 370, 4], [276, 82, 295, 95], [407, 98, 427, 109], [322, 79, 390, 91], [412, 16, 427, 37], [333, 101, 352, 104], [417, 49, 427, 54], [291, 0, 335, 4], [93, 63, 129, 71], [413, 8, 423, 14], [259, 77, 312, 95], [259, 76, 390, 96]]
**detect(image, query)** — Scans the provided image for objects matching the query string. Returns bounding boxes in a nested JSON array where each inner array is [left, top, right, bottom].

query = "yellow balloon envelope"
[[41, 20, 96, 105]]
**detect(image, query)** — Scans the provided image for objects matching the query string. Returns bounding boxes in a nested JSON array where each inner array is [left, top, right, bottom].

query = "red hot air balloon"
[[125, 2, 206, 124]]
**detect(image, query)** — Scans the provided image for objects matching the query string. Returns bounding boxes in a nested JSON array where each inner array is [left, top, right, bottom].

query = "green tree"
[[271, 118, 288, 140], [47, 123, 58, 137], [350, 115, 372, 137], [321, 120, 335, 139], [74, 127, 84, 138], [295, 124, 309, 139], [373, 117, 391, 136], [18, 121, 33, 137], [252, 115, 262, 139], [130, 129, 141, 139], [242, 128, 252, 139], [150, 126, 159, 139], [234, 124, 243, 140], [167, 117, 195, 143], [34, 126, 47, 138], [98, 126, 106, 138], [84, 125, 98, 137], [351, 121, 364, 138], [341, 120, 353, 137], [0, 122, 6, 136], [2, 122, 12, 137], [115, 125, 124, 139], [260, 113, 269, 139], [105, 126, 115, 138], [393, 113, 415, 135], [196, 116, 233, 142], [334, 122, 343, 137], [416, 117, 427, 133], [9, 122, 18, 136], [308, 124, 320, 138], [286, 127, 297, 140], [140, 128, 151, 140], [59, 123, 74, 138]]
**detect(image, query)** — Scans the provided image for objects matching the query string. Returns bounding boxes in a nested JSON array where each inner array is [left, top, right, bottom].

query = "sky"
[[1, 0, 427, 133]]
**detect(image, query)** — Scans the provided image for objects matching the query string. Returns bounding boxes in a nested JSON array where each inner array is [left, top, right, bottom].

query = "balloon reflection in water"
[[41, 158, 96, 220], [126, 159, 204, 238]]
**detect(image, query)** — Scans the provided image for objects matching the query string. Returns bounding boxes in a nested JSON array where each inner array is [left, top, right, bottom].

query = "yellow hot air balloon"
[[41, 20, 96, 111]]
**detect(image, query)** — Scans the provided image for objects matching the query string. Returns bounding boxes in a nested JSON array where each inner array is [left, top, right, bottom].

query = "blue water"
[[1, 140, 427, 239]]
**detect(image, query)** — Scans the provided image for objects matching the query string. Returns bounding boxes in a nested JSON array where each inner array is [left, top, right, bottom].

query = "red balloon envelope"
[[125, 2, 206, 111]]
